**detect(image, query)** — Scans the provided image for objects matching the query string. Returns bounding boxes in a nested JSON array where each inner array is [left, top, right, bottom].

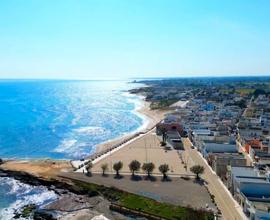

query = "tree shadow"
[[193, 178, 205, 185], [85, 173, 92, 177], [114, 175, 124, 180], [161, 177, 172, 182], [101, 174, 109, 178], [143, 176, 157, 182], [180, 176, 191, 181], [130, 175, 142, 181]]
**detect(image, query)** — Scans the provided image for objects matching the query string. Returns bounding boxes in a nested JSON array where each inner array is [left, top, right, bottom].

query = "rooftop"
[[193, 129, 212, 136], [230, 166, 258, 177], [204, 143, 238, 153], [212, 152, 245, 159], [235, 176, 267, 184], [249, 199, 270, 212]]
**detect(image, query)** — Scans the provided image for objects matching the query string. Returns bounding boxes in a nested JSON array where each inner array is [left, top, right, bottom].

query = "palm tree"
[[129, 160, 141, 177], [113, 161, 123, 177], [85, 162, 93, 176], [159, 164, 170, 180], [142, 162, 155, 178], [190, 165, 204, 179], [101, 163, 108, 176]]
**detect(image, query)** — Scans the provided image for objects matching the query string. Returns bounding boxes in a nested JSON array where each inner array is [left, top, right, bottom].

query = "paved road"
[[182, 138, 247, 220]]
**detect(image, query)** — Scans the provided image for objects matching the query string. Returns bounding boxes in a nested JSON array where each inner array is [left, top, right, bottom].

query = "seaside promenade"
[[83, 130, 246, 220], [91, 130, 189, 175], [64, 125, 219, 213]]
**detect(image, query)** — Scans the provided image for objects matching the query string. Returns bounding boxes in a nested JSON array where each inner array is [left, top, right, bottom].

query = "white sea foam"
[[53, 126, 110, 158], [0, 177, 58, 220], [52, 88, 148, 160], [0, 81, 148, 160], [54, 139, 78, 153], [71, 114, 82, 126], [91, 214, 110, 220], [93, 92, 149, 146], [74, 126, 106, 135], [122, 92, 150, 132], [53, 138, 93, 159]]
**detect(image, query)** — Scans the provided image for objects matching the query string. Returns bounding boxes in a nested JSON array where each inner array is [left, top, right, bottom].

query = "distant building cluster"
[[163, 91, 270, 219], [132, 78, 270, 219]]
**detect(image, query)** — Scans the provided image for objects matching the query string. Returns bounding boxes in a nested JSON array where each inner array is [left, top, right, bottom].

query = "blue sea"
[[0, 80, 145, 219], [0, 80, 145, 159]]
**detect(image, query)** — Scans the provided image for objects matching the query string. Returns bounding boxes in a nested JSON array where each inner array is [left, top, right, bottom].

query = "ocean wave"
[[0, 81, 146, 160], [53, 126, 109, 158], [0, 177, 57, 220], [74, 126, 106, 135], [122, 92, 150, 132], [71, 114, 81, 126], [53, 138, 93, 159], [52, 93, 148, 160], [54, 139, 78, 153], [122, 91, 143, 108]]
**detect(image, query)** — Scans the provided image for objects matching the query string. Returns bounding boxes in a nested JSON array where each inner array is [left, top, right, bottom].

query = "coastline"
[[0, 89, 169, 219], [0, 168, 123, 220], [0, 89, 166, 175], [95, 99, 166, 154], [0, 88, 217, 220]]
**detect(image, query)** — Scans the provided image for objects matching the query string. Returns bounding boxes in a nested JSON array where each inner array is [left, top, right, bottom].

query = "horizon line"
[[0, 74, 270, 81]]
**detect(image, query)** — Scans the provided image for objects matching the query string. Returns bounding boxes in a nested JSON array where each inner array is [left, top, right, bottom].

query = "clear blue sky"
[[0, 0, 270, 79]]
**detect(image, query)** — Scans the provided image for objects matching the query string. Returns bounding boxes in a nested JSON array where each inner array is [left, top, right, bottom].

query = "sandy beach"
[[70, 99, 171, 172], [0, 159, 72, 179], [95, 100, 167, 154], [1, 99, 169, 178]]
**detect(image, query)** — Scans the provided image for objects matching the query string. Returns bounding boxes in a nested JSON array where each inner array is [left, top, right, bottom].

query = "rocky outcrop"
[[0, 168, 79, 194], [0, 168, 127, 220]]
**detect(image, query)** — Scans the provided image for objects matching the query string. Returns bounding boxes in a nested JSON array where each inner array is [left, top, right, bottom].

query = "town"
[[1, 77, 270, 220], [0, 0, 269, 219], [131, 77, 270, 219]]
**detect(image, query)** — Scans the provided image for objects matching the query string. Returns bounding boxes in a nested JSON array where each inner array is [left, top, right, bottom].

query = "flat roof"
[[213, 153, 245, 159], [193, 129, 211, 135], [231, 166, 258, 177], [205, 143, 237, 153], [251, 200, 270, 212], [235, 176, 267, 184]]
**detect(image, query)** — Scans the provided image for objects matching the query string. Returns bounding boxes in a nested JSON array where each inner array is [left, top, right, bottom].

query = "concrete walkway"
[[91, 131, 189, 175]]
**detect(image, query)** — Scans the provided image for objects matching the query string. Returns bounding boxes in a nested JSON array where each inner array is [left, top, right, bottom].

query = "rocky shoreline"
[[0, 168, 131, 220]]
